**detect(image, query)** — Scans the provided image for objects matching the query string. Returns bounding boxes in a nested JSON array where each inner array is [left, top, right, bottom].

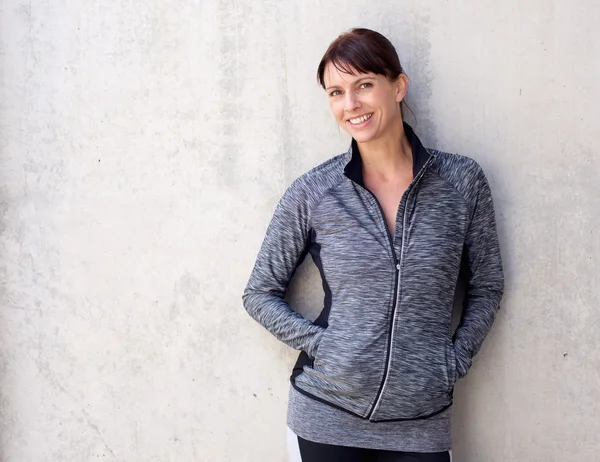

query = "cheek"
[[329, 100, 345, 121], [374, 94, 398, 118], [370, 92, 388, 109]]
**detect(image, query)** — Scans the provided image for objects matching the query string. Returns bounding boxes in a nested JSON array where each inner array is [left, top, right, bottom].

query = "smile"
[[348, 113, 373, 125]]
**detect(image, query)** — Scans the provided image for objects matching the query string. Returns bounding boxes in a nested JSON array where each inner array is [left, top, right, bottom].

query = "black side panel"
[[309, 241, 331, 328], [290, 239, 331, 381]]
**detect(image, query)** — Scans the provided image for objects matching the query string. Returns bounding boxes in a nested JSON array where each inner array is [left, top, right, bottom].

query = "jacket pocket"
[[295, 321, 389, 418], [445, 339, 457, 390], [311, 327, 328, 360], [311, 326, 335, 372]]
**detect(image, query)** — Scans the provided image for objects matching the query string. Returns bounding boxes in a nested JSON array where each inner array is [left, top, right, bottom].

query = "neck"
[[356, 119, 413, 182]]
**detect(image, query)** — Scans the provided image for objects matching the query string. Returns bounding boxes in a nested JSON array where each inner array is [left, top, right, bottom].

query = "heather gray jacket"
[[242, 124, 504, 422]]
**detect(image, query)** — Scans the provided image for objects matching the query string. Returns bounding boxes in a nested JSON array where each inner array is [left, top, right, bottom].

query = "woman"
[[243, 28, 504, 462]]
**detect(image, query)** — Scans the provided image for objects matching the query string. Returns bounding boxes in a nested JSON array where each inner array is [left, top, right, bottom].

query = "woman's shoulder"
[[428, 149, 483, 175], [278, 151, 350, 211], [286, 151, 349, 195], [298, 151, 349, 182], [427, 148, 491, 203]]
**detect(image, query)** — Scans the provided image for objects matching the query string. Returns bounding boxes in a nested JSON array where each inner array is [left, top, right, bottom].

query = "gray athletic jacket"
[[242, 123, 504, 422]]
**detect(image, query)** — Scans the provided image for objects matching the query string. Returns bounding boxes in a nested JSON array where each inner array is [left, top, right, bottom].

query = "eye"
[[329, 90, 341, 97], [359, 82, 373, 90]]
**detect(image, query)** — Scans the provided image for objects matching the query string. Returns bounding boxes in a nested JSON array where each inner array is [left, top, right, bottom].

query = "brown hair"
[[317, 28, 411, 120]]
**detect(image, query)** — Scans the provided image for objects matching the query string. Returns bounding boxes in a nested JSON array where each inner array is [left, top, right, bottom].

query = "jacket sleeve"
[[453, 166, 504, 379], [242, 178, 326, 359]]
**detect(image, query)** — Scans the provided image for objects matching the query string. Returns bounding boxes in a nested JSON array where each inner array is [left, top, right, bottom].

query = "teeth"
[[349, 113, 373, 125]]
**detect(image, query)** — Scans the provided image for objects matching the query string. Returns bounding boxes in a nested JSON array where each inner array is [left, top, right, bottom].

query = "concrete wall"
[[1, 1, 598, 461]]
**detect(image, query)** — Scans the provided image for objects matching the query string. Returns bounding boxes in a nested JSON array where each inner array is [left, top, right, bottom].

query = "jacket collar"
[[343, 122, 431, 186]]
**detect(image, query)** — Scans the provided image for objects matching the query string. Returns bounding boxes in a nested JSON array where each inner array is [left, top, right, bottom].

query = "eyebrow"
[[325, 75, 376, 91]]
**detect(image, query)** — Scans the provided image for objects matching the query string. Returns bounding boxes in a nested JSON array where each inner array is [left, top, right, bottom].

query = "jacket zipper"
[[358, 191, 398, 420], [362, 157, 435, 421]]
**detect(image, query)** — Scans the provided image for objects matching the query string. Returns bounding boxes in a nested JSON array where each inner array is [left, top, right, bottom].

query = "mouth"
[[347, 113, 373, 126]]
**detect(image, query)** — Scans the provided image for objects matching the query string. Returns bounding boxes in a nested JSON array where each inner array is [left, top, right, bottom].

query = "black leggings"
[[297, 436, 451, 462]]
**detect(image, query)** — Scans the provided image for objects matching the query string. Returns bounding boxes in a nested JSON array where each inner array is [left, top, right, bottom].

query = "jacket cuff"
[[454, 343, 472, 379], [306, 328, 326, 359]]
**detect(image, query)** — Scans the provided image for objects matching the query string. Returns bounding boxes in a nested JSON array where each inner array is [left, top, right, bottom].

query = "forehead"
[[323, 61, 376, 87]]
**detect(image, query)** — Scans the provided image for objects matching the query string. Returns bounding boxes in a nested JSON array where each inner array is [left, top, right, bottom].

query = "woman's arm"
[[242, 179, 326, 359], [453, 166, 505, 379]]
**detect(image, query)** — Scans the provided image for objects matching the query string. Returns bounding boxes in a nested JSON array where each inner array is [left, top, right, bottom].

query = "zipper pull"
[[396, 262, 401, 271]]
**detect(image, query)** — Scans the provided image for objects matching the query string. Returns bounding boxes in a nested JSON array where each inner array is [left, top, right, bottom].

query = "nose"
[[344, 91, 360, 113]]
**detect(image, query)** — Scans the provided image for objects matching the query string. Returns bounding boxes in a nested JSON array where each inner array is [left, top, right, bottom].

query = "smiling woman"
[[317, 30, 415, 235], [243, 28, 504, 462], [326, 72, 398, 137], [317, 28, 408, 128]]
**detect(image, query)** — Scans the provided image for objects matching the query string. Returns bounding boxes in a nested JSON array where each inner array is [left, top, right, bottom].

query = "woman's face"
[[323, 62, 407, 144]]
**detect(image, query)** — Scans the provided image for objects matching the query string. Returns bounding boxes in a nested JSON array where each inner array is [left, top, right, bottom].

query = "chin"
[[349, 130, 377, 143]]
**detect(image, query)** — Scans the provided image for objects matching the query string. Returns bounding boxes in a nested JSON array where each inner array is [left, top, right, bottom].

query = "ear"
[[394, 74, 408, 103]]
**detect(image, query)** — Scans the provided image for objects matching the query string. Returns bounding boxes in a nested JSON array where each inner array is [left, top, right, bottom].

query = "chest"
[[364, 176, 413, 236], [310, 175, 470, 282]]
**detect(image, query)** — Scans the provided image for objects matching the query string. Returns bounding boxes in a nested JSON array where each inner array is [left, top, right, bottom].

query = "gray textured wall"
[[1, 1, 599, 461]]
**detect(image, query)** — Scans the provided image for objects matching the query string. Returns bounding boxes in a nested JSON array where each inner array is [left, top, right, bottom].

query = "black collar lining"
[[343, 123, 431, 186]]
